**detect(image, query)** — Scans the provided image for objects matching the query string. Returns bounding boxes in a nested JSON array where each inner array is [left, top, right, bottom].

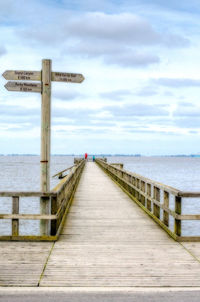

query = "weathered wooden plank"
[[0, 192, 55, 197], [52, 165, 75, 178], [39, 162, 200, 287], [0, 213, 57, 220], [178, 192, 200, 197], [0, 242, 53, 286]]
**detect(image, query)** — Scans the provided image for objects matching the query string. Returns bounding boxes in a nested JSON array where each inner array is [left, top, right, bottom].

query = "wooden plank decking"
[[40, 162, 200, 287], [1, 162, 200, 287], [0, 242, 52, 286]]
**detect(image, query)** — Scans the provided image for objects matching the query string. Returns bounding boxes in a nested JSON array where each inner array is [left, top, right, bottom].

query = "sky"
[[0, 0, 200, 155]]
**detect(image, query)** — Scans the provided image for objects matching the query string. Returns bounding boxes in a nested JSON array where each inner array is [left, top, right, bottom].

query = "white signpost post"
[[2, 59, 85, 235]]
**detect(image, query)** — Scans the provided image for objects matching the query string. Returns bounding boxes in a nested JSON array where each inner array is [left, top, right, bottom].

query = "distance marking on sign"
[[2, 70, 41, 81], [5, 81, 42, 93], [51, 72, 84, 83]]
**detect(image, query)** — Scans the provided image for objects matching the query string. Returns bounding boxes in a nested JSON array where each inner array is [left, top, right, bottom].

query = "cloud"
[[173, 103, 200, 117], [69, 42, 160, 67], [100, 89, 132, 100], [0, 105, 39, 117], [53, 90, 83, 101], [63, 12, 189, 47], [18, 11, 189, 67], [173, 117, 200, 128], [0, 105, 40, 130], [135, 86, 158, 96], [100, 86, 158, 101], [66, 13, 160, 45], [0, 46, 7, 56], [104, 51, 160, 67], [52, 107, 97, 120], [153, 78, 200, 87], [136, 0, 200, 14], [106, 103, 168, 117], [0, 1, 16, 22]]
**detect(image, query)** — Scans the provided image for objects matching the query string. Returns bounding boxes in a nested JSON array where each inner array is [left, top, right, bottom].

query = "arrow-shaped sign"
[[5, 81, 42, 93], [51, 72, 84, 83], [2, 70, 84, 84], [3, 70, 41, 81]]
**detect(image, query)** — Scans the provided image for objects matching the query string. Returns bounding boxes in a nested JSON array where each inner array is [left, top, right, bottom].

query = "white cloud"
[[17, 12, 189, 68], [104, 51, 160, 67], [0, 0, 200, 154], [153, 78, 200, 87]]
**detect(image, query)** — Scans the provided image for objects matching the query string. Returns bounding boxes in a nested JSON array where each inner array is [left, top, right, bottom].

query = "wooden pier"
[[1, 162, 200, 287]]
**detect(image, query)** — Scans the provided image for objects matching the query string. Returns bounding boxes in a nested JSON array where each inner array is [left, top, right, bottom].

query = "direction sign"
[[51, 72, 84, 83], [5, 81, 42, 93], [3, 70, 41, 81], [2, 59, 85, 235]]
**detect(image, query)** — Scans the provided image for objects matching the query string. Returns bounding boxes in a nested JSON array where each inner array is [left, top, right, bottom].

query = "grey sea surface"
[[0, 155, 200, 236]]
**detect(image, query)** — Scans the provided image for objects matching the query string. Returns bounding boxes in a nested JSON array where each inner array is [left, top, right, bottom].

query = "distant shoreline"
[[0, 154, 200, 157]]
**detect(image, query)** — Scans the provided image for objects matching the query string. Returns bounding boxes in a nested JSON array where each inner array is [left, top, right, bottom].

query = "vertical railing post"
[[12, 196, 19, 236], [132, 177, 136, 197], [40, 59, 52, 235], [138, 179, 141, 202], [51, 195, 57, 236], [175, 196, 182, 236], [153, 186, 160, 219], [163, 191, 169, 226], [141, 181, 145, 206], [135, 178, 140, 201], [147, 183, 151, 211]]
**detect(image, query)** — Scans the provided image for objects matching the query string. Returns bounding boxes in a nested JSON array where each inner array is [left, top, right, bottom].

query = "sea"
[[0, 155, 200, 236]]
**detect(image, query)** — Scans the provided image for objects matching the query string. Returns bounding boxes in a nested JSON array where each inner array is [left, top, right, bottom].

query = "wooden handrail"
[[0, 192, 56, 197], [52, 165, 76, 178], [0, 159, 86, 241], [96, 158, 200, 241], [97, 159, 200, 198]]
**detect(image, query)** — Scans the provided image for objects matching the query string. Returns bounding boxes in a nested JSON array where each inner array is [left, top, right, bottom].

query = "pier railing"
[[0, 159, 85, 241], [96, 159, 200, 242]]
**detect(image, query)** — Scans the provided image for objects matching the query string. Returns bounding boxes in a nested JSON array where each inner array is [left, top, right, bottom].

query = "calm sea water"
[[0, 155, 200, 236]]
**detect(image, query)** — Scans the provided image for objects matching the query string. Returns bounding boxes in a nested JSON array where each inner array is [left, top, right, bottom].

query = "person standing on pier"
[[85, 153, 88, 160]]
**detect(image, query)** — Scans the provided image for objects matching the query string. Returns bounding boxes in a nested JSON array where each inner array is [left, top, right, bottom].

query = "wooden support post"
[[138, 179, 141, 202], [153, 186, 160, 219], [135, 178, 139, 200], [51, 196, 57, 235], [175, 196, 182, 236], [163, 191, 169, 226], [141, 181, 145, 206], [40, 59, 52, 235], [147, 183, 151, 211], [12, 196, 19, 236]]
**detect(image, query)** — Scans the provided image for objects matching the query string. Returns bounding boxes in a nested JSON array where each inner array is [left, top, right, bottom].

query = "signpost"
[[2, 59, 85, 235]]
